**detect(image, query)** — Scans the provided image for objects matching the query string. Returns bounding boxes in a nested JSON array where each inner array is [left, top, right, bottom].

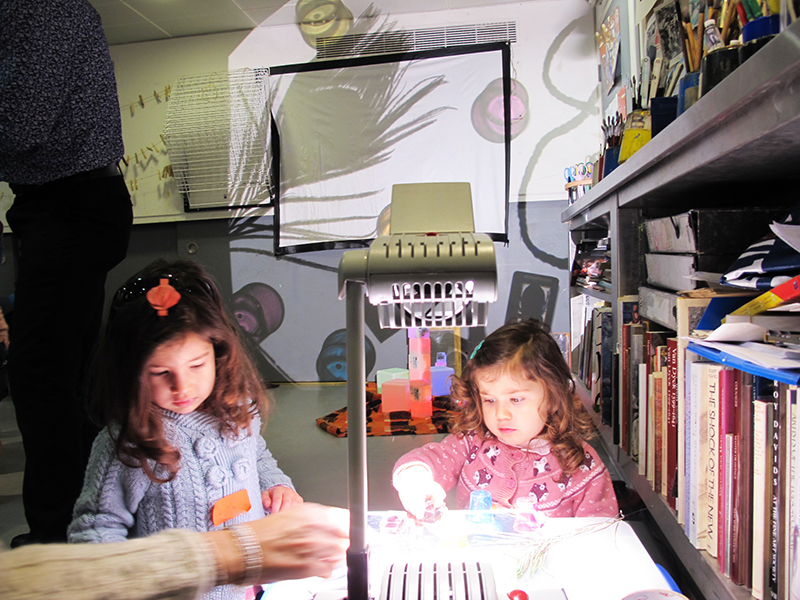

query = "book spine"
[[724, 432, 735, 576], [600, 310, 614, 427], [667, 338, 679, 510], [752, 397, 773, 600], [689, 361, 708, 549], [684, 355, 695, 538], [731, 370, 751, 586], [717, 367, 736, 569], [654, 368, 664, 496], [630, 326, 645, 463], [638, 362, 648, 477], [590, 308, 604, 414], [677, 335, 689, 527], [660, 366, 669, 499], [621, 322, 631, 454], [790, 388, 800, 600], [779, 385, 796, 600], [769, 383, 780, 600], [647, 371, 656, 487], [729, 273, 800, 316], [706, 364, 721, 558]]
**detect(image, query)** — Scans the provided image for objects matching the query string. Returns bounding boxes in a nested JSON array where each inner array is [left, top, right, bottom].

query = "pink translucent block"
[[430, 366, 455, 396], [513, 496, 545, 532], [381, 379, 411, 413], [376, 367, 409, 393], [410, 380, 432, 418], [407, 327, 430, 339], [408, 336, 431, 356], [408, 352, 431, 373]]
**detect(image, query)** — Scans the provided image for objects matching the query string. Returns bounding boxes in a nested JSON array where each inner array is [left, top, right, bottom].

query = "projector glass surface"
[[270, 44, 510, 255]]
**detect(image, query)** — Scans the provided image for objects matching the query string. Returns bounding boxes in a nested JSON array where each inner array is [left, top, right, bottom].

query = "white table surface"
[[261, 511, 673, 600]]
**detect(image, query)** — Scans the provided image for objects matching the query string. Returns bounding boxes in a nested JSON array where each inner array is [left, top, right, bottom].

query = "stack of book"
[[643, 209, 784, 293], [571, 237, 611, 292]]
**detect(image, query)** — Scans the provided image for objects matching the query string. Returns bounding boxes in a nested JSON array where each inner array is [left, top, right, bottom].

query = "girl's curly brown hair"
[[89, 259, 270, 483], [449, 319, 594, 478]]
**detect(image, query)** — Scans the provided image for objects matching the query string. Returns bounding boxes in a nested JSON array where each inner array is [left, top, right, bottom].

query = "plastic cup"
[[468, 489, 492, 523]]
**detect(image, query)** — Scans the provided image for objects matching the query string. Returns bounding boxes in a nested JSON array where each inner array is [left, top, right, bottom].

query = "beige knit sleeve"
[[0, 529, 218, 600]]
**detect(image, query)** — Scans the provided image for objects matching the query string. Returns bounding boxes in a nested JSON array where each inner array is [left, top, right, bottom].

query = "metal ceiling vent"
[[316, 22, 516, 59], [164, 68, 273, 211], [379, 561, 498, 600]]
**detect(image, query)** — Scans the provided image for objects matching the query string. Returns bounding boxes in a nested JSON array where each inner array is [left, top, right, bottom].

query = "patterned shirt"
[[394, 432, 620, 517], [0, 0, 124, 184]]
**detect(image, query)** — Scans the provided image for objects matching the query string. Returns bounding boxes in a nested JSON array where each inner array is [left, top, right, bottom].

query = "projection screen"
[[269, 42, 511, 255]]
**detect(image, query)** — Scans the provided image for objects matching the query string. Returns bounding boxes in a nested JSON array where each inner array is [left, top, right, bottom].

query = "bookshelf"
[[562, 18, 800, 600]]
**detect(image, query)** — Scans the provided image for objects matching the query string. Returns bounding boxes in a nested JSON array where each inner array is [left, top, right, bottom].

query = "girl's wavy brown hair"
[[449, 319, 594, 478], [89, 259, 270, 483]]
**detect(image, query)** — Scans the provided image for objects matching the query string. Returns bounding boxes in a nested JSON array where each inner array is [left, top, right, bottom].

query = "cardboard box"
[[639, 286, 678, 330], [645, 253, 737, 292], [643, 208, 785, 255]]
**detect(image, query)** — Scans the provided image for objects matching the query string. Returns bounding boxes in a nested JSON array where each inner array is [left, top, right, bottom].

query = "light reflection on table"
[[261, 512, 672, 600]]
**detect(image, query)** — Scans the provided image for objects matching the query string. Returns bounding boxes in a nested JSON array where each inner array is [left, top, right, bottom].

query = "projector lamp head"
[[338, 231, 497, 329]]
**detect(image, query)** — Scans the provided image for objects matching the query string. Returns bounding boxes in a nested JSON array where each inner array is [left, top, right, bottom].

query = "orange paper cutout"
[[211, 489, 252, 526]]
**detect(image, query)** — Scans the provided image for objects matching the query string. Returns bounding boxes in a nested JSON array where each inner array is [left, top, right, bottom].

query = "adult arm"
[[1, 504, 350, 600], [1, 528, 217, 600]]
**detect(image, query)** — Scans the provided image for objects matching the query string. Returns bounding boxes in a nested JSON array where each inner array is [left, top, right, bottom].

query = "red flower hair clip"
[[146, 278, 181, 317]]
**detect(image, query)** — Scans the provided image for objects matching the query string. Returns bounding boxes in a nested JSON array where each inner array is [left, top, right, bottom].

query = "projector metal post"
[[344, 276, 369, 600], [336, 182, 498, 599]]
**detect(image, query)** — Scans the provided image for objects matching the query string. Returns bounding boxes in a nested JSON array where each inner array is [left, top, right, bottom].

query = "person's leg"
[[7, 176, 131, 544]]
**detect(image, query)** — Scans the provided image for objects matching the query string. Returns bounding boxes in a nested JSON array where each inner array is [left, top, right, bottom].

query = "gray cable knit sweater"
[[68, 409, 294, 600]]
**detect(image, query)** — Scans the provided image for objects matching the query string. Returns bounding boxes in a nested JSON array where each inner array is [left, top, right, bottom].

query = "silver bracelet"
[[229, 523, 263, 585]]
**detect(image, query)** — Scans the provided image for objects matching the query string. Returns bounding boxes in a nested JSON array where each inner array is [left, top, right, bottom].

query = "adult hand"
[[213, 503, 349, 585], [262, 485, 304, 513], [250, 503, 348, 582]]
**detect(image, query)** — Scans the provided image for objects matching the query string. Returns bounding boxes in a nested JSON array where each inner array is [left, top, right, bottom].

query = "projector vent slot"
[[378, 561, 498, 600], [316, 22, 516, 59]]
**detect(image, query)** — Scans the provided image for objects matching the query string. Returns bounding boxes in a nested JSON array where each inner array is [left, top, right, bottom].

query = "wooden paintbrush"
[[676, 0, 697, 71]]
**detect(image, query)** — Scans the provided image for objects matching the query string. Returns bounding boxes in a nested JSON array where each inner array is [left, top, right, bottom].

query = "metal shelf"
[[577, 385, 751, 600], [561, 18, 800, 223], [570, 285, 612, 302], [563, 20, 800, 600]]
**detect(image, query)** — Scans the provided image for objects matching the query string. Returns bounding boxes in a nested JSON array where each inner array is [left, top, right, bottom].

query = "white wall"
[[87, 2, 592, 381]]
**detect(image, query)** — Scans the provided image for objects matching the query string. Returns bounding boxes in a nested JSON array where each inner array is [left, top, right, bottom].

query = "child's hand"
[[262, 486, 304, 514], [394, 465, 446, 520]]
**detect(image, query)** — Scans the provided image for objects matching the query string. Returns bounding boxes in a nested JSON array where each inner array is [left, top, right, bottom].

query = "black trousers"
[[7, 175, 132, 542]]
